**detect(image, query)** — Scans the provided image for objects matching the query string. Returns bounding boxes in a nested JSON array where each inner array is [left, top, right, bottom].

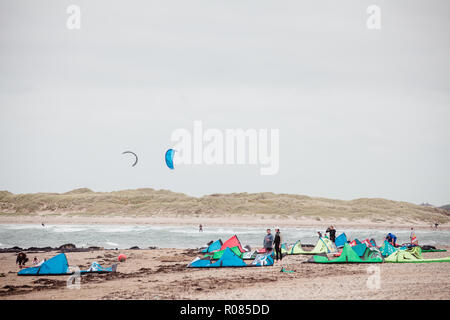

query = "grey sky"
[[1, 0, 449, 205]]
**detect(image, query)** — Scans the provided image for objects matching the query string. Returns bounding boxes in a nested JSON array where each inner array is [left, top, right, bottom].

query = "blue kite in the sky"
[[165, 149, 175, 169]]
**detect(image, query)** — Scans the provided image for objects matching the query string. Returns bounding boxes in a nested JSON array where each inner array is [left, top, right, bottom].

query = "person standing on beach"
[[326, 226, 336, 243], [274, 228, 283, 262], [199, 224, 203, 232], [410, 227, 418, 245], [263, 229, 274, 254]]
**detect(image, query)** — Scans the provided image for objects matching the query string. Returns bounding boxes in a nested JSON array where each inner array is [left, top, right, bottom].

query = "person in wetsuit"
[[326, 226, 336, 243], [274, 228, 283, 262], [16, 252, 28, 267]]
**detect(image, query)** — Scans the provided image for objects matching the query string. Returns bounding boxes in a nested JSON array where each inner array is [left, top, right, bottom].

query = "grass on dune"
[[0, 188, 449, 224]]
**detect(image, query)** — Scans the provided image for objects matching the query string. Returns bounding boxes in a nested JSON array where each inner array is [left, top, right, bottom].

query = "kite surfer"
[[326, 226, 336, 243], [274, 228, 282, 262]]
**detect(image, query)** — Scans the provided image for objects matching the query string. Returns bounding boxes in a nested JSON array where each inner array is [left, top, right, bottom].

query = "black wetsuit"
[[327, 228, 336, 243], [16, 253, 28, 266], [274, 233, 282, 261]]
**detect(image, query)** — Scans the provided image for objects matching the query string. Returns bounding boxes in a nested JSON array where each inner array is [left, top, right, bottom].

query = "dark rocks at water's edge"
[[59, 243, 77, 250], [0, 243, 105, 253], [0, 246, 23, 253], [126, 246, 161, 250], [0, 243, 157, 253]]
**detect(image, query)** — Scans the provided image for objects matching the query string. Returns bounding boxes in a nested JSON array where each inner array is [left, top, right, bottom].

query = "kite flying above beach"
[[165, 149, 175, 169], [122, 151, 138, 167]]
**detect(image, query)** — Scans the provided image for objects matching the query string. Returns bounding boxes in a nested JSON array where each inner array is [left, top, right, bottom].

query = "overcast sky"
[[1, 0, 449, 205]]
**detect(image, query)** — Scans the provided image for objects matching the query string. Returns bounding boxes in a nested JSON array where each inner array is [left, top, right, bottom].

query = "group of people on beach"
[[384, 227, 419, 247], [263, 228, 283, 262], [16, 252, 42, 268], [261, 225, 422, 263], [316, 226, 336, 241], [262, 225, 337, 263]]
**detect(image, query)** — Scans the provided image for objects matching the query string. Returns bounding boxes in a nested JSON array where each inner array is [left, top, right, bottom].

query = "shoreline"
[[0, 215, 449, 231]]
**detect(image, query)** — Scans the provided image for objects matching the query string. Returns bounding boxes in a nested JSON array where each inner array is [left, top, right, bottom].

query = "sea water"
[[0, 224, 448, 249]]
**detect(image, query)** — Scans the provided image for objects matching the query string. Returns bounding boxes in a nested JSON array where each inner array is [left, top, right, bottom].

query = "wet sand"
[[1, 247, 449, 300]]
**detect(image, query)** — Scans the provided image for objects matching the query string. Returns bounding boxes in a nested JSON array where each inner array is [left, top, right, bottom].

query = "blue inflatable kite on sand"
[[165, 149, 175, 169], [335, 233, 348, 248], [18, 253, 117, 276], [200, 239, 223, 253]]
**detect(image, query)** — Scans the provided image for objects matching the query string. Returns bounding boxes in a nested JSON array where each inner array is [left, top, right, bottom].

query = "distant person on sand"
[[199, 224, 203, 232], [274, 228, 282, 262], [410, 227, 418, 245], [32, 257, 39, 266], [263, 229, 274, 254], [16, 252, 28, 268], [434, 222, 439, 230], [326, 226, 336, 243], [317, 231, 323, 238]]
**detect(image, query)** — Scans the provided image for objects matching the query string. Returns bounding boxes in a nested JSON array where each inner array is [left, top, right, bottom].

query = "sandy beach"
[[1, 246, 449, 300]]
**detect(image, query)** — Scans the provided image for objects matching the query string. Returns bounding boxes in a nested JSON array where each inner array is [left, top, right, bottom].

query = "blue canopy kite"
[[165, 149, 175, 169]]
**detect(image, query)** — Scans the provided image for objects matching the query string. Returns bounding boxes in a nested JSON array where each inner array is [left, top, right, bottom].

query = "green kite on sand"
[[307, 243, 383, 263], [281, 243, 290, 255], [288, 237, 335, 255], [385, 246, 450, 263]]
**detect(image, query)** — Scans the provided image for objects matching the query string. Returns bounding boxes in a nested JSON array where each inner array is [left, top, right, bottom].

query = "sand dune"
[[0, 188, 449, 227]]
